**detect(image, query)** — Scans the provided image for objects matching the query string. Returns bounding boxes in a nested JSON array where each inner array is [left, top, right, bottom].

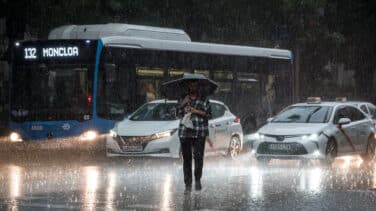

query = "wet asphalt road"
[[1, 151, 376, 210]]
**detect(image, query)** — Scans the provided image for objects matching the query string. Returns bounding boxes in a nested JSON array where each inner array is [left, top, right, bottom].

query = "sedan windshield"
[[272, 106, 332, 123], [130, 103, 178, 121]]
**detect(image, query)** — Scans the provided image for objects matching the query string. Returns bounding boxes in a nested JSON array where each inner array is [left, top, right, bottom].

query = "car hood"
[[258, 123, 327, 135], [114, 119, 180, 136]]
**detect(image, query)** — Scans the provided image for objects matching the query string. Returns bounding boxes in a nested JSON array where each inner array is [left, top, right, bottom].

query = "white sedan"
[[251, 100, 376, 165], [106, 99, 243, 158]]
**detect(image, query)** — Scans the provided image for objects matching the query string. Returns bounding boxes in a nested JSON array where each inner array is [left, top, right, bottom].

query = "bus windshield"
[[11, 63, 94, 122]]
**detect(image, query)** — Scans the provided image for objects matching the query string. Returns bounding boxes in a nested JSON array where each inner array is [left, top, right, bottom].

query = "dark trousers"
[[180, 137, 205, 186]]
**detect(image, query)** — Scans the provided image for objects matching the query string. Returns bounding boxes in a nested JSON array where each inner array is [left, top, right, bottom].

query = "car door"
[[209, 103, 230, 151], [347, 106, 370, 152], [333, 106, 355, 153]]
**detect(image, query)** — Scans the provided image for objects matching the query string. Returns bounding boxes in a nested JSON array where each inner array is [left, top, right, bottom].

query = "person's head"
[[145, 83, 155, 93], [187, 80, 199, 93]]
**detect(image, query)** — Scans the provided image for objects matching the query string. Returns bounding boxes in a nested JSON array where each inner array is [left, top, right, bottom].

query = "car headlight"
[[79, 130, 98, 141], [302, 133, 319, 141], [110, 130, 117, 138], [249, 132, 265, 140], [153, 129, 178, 140], [10, 132, 23, 142]]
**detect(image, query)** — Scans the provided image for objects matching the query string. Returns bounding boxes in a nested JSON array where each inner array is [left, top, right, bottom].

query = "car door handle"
[[215, 124, 222, 127]]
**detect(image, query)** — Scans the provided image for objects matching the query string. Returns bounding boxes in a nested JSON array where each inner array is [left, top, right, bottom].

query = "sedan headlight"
[[302, 133, 319, 141], [153, 129, 178, 139], [110, 130, 117, 138], [248, 132, 265, 140]]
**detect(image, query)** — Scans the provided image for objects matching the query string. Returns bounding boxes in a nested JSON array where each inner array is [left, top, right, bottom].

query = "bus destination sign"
[[24, 46, 80, 59]]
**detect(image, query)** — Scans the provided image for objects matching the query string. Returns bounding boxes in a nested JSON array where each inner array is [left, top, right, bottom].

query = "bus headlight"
[[79, 130, 98, 141], [10, 132, 23, 142]]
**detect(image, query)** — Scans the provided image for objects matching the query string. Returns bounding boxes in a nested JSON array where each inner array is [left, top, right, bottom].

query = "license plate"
[[268, 144, 291, 151], [122, 145, 143, 152]]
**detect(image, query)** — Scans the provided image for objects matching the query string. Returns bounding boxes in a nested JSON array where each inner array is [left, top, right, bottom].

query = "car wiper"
[[306, 107, 321, 123]]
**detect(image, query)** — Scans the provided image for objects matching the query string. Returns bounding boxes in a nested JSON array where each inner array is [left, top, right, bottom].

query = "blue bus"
[[8, 24, 293, 143]]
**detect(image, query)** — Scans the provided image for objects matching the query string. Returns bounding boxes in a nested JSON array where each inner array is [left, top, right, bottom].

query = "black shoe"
[[195, 181, 202, 190], [185, 185, 192, 193]]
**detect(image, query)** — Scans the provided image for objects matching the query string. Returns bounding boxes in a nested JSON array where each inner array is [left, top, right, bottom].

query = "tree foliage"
[[3, 0, 376, 100]]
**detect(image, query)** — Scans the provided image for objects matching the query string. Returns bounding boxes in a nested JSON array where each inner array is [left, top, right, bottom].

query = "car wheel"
[[320, 138, 337, 166], [228, 136, 241, 159], [361, 136, 376, 162]]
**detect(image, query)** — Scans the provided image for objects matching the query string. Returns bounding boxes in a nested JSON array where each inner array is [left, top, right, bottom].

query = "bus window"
[[97, 47, 134, 120], [213, 71, 233, 80], [168, 69, 185, 78]]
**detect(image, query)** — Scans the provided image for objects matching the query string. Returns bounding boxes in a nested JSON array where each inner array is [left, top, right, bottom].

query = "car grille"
[[264, 134, 301, 141], [257, 142, 308, 155], [121, 136, 156, 145]]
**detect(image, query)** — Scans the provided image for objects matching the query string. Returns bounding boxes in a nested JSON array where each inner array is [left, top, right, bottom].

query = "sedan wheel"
[[320, 139, 337, 166], [361, 136, 376, 162], [228, 136, 241, 159]]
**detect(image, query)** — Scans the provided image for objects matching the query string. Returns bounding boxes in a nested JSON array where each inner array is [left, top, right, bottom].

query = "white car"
[[106, 99, 243, 158], [252, 99, 376, 165]]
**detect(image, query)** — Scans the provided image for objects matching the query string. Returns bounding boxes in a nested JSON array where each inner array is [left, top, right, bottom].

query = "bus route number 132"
[[24, 48, 37, 59]]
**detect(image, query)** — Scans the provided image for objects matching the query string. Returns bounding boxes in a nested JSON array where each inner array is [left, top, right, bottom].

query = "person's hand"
[[180, 95, 190, 107], [206, 137, 214, 148], [187, 106, 196, 113]]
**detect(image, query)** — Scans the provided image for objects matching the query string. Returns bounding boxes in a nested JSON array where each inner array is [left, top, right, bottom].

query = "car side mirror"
[[338, 118, 351, 125], [267, 117, 274, 123]]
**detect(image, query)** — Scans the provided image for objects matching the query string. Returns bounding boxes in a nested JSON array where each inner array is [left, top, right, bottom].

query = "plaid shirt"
[[177, 95, 211, 139]]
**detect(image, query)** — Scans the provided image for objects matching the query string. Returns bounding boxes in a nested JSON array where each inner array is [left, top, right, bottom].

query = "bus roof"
[[48, 23, 191, 42], [47, 23, 292, 60], [101, 36, 292, 60]]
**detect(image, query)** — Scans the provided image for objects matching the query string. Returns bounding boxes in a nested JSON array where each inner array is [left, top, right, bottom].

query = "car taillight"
[[234, 117, 241, 123]]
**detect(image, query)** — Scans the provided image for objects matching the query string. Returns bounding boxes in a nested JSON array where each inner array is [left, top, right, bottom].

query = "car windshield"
[[272, 105, 332, 123], [130, 102, 178, 121]]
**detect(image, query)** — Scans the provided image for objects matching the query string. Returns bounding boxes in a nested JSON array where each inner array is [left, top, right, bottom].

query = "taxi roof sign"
[[335, 97, 347, 102], [306, 97, 321, 104]]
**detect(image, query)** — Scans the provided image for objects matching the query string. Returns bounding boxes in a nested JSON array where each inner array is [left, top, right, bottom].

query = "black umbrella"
[[161, 73, 218, 99]]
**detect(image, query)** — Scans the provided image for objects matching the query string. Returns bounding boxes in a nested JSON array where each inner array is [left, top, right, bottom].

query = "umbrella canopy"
[[161, 73, 218, 99]]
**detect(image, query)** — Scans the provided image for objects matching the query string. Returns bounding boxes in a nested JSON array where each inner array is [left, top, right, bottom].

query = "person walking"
[[177, 79, 211, 192]]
